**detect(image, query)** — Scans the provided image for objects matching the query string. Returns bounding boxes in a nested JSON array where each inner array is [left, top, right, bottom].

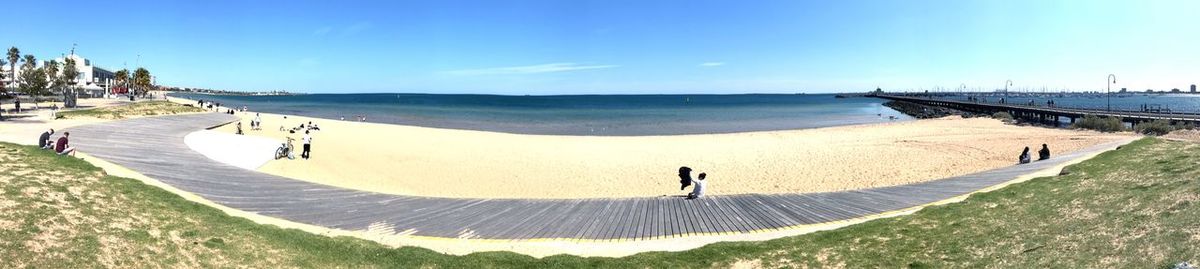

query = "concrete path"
[[67, 113, 1131, 241], [183, 130, 278, 170]]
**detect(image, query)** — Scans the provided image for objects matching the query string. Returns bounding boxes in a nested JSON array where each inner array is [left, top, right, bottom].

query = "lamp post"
[[1004, 80, 1013, 103], [1107, 74, 1116, 111]]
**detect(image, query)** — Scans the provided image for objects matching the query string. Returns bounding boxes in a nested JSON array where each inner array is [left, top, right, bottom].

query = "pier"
[[873, 94, 1200, 125]]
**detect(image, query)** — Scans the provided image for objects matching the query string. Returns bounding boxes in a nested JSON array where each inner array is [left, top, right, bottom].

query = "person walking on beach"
[[253, 113, 262, 130], [1018, 146, 1031, 164], [301, 130, 312, 159], [687, 173, 707, 199], [1038, 144, 1051, 160]]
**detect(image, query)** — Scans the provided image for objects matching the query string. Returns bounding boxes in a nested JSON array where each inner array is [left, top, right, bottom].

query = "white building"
[[1, 54, 116, 97]]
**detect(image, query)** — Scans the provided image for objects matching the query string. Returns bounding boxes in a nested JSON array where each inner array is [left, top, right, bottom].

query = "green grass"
[[56, 101, 206, 120], [1, 138, 1198, 267]]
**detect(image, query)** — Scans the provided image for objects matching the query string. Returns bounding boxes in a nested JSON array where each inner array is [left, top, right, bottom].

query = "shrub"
[[1133, 119, 1175, 136], [1072, 115, 1126, 132], [1171, 121, 1196, 131], [992, 112, 1014, 122]]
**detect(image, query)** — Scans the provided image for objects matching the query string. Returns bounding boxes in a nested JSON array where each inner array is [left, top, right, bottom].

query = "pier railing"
[[871, 94, 1200, 123]]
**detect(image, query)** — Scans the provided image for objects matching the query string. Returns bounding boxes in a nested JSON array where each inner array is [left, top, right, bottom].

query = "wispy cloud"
[[343, 22, 372, 35], [312, 26, 333, 36], [442, 63, 618, 76], [699, 62, 725, 67]]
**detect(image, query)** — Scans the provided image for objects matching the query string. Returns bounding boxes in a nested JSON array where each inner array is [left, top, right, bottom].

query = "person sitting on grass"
[[1018, 146, 1031, 164], [687, 173, 707, 199], [38, 129, 55, 149], [1038, 144, 1051, 161], [55, 132, 76, 156]]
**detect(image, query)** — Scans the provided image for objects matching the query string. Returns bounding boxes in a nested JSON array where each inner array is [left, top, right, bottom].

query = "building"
[[1119, 87, 1127, 93], [1, 54, 117, 97], [1192, 84, 1197, 93], [51, 54, 116, 97]]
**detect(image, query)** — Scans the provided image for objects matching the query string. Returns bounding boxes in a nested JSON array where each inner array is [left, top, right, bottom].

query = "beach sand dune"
[[206, 110, 1131, 199]]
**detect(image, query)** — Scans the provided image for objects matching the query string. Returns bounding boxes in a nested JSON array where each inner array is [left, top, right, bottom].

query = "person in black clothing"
[[678, 166, 693, 190], [38, 129, 54, 149], [1019, 146, 1031, 164], [1038, 144, 1050, 160]]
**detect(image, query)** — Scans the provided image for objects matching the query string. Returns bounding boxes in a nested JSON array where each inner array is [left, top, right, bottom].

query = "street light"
[[1004, 80, 1013, 103], [1107, 74, 1117, 111]]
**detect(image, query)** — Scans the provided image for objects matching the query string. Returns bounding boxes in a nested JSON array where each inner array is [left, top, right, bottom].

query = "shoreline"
[[164, 94, 1135, 199], [165, 92, 917, 136]]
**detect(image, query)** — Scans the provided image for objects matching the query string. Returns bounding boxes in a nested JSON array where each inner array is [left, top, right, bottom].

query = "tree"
[[6, 47, 18, 90], [60, 57, 83, 107], [43, 60, 61, 94], [133, 67, 151, 96], [61, 57, 79, 90], [18, 68, 48, 97], [0, 58, 6, 93], [113, 69, 129, 95]]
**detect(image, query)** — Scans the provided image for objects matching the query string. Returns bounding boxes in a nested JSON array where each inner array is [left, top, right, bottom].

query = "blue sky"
[[3, 0, 1198, 94]]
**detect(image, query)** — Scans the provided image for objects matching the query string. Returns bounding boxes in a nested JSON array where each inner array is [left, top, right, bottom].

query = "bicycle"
[[275, 137, 295, 160]]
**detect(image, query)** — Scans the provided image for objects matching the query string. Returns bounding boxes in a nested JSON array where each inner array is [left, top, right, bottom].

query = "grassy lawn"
[[56, 101, 207, 120], [1, 138, 1196, 268]]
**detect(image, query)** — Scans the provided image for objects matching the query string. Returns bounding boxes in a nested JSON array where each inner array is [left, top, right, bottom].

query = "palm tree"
[[6, 47, 19, 90], [113, 69, 129, 95], [18, 63, 47, 97], [43, 60, 60, 94], [133, 67, 151, 96], [61, 58, 82, 107], [0, 58, 6, 94]]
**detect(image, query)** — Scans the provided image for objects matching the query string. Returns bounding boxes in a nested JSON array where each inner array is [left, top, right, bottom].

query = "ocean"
[[168, 93, 913, 136]]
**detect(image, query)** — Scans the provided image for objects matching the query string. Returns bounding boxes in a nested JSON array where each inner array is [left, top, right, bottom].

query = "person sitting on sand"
[[687, 173, 707, 199], [678, 166, 693, 190], [38, 129, 54, 149], [1018, 146, 1031, 164], [55, 132, 75, 156], [1038, 144, 1050, 160]]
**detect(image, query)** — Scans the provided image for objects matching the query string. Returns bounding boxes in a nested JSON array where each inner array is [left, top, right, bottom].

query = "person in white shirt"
[[301, 130, 312, 160], [687, 173, 707, 199], [252, 113, 262, 130]]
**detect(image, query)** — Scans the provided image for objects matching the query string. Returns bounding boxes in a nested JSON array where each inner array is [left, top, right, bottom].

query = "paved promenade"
[[67, 113, 1129, 241]]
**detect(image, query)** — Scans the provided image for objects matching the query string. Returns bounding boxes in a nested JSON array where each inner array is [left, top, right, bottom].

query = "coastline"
[[164, 94, 1134, 199], [165, 92, 917, 136]]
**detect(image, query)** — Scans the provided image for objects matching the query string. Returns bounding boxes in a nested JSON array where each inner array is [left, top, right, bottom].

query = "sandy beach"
[[195, 102, 1132, 199]]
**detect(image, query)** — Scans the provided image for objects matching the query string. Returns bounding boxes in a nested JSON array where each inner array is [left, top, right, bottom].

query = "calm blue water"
[[168, 93, 912, 136]]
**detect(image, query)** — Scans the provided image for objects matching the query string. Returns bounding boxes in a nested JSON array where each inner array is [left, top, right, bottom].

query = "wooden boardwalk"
[[67, 113, 1128, 241]]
